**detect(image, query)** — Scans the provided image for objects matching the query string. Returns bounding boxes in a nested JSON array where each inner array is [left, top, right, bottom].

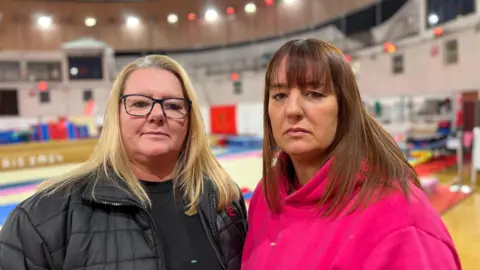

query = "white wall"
[[355, 15, 480, 96], [13, 83, 111, 118], [196, 71, 264, 106], [356, 32, 478, 96]]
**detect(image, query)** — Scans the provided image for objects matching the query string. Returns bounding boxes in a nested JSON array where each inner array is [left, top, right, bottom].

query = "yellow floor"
[[0, 159, 479, 269], [432, 168, 480, 270]]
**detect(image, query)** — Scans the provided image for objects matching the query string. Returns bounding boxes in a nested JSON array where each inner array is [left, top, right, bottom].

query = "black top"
[[141, 180, 224, 270]]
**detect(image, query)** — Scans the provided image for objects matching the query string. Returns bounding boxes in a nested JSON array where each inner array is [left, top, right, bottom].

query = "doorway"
[[0, 89, 19, 116]]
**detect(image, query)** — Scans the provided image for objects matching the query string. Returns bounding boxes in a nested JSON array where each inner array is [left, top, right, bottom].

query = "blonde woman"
[[0, 55, 247, 270]]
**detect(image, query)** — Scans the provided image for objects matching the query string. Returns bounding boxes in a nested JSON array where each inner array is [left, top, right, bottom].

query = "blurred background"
[[0, 0, 479, 268]]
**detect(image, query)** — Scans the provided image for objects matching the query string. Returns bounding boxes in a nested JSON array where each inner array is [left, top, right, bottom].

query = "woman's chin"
[[282, 145, 324, 160], [139, 145, 171, 157]]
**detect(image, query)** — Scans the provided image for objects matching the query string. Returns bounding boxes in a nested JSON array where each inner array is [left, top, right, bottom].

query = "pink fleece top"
[[242, 159, 462, 270]]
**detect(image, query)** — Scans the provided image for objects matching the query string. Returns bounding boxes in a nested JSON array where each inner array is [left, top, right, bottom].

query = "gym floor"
[[0, 148, 479, 269]]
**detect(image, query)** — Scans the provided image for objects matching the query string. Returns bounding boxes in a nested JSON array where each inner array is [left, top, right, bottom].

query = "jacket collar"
[[81, 167, 216, 211], [81, 168, 145, 208]]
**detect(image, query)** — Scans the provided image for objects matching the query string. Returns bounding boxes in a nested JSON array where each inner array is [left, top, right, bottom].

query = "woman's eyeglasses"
[[120, 94, 191, 119]]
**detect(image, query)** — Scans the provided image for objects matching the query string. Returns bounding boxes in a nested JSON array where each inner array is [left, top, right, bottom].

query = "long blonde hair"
[[38, 55, 239, 215]]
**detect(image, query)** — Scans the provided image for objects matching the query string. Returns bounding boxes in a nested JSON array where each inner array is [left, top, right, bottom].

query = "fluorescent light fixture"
[[126, 16, 140, 28], [85, 17, 97, 27], [37, 16, 53, 29], [244, 3, 257, 13], [167, 13, 178, 24], [205, 8, 219, 22]]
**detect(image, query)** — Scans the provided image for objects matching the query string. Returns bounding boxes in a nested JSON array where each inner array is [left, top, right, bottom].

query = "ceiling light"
[[226, 7, 235, 15], [244, 3, 257, 13], [264, 0, 274, 6], [428, 13, 439, 26], [188, 13, 196, 21], [167, 13, 178, 24], [205, 8, 219, 22], [37, 16, 52, 29], [126, 16, 140, 28], [84, 17, 96, 27], [70, 67, 79, 76], [283, 0, 296, 4]]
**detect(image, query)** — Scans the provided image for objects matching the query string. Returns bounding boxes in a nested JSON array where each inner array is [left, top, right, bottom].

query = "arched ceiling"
[[0, 0, 377, 51]]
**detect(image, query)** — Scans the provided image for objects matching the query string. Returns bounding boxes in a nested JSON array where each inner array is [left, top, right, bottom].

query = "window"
[[0, 61, 21, 82], [260, 53, 274, 68], [427, 0, 475, 26], [26, 62, 62, 81], [0, 89, 19, 116], [392, 54, 404, 74], [83, 89, 93, 101], [233, 81, 242, 95], [68, 55, 103, 80], [444, 39, 458, 65], [39, 91, 50, 103]]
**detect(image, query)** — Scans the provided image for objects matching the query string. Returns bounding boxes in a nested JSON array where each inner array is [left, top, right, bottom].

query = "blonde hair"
[[38, 55, 239, 215]]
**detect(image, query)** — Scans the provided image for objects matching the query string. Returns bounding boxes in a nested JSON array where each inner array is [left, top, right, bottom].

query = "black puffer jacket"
[[0, 171, 248, 270]]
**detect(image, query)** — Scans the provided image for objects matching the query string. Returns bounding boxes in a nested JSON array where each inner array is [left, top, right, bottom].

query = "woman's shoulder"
[[356, 184, 451, 242], [369, 184, 438, 220], [15, 180, 87, 228]]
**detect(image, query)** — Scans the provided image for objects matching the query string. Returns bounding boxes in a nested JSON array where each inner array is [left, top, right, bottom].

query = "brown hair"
[[262, 39, 421, 215]]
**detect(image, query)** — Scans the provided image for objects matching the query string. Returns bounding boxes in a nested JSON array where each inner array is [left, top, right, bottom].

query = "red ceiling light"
[[383, 42, 397, 54], [37, 80, 48, 92], [187, 13, 196, 21], [433, 26, 444, 37], [265, 0, 274, 6], [230, 72, 240, 82], [226, 7, 235, 15]]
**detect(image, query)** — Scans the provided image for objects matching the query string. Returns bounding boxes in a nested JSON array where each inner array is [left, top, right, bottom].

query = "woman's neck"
[[130, 156, 177, 182], [290, 154, 329, 186]]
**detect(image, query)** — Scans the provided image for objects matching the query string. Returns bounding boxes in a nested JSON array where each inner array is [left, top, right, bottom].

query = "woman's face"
[[119, 68, 189, 160], [268, 60, 338, 161]]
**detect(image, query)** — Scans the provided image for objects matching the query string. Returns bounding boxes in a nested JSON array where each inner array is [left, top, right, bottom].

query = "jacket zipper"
[[143, 209, 168, 270], [97, 200, 168, 270]]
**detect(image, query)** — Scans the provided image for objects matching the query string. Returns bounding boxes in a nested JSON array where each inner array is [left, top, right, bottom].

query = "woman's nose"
[[284, 90, 303, 118], [148, 103, 166, 122]]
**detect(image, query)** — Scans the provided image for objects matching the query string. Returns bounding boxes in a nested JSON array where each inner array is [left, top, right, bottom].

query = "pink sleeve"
[[362, 226, 462, 270]]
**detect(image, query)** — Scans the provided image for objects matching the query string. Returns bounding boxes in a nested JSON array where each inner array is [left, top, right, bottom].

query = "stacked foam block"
[[0, 118, 90, 145]]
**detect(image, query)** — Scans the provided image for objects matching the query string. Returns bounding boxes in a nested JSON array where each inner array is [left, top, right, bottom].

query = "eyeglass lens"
[[124, 95, 188, 118]]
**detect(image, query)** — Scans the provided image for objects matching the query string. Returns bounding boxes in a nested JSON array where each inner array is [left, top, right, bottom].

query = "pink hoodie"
[[242, 159, 462, 270]]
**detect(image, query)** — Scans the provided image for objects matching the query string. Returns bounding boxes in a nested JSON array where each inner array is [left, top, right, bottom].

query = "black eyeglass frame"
[[119, 94, 192, 119]]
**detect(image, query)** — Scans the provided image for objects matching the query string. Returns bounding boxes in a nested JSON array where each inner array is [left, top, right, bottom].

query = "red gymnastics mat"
[[427, 185, 472, 215], [414, 155, 473, 215]]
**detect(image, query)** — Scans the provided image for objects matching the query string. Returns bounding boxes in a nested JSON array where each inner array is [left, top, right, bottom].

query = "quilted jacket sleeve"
[[0, 207, 53, 270]]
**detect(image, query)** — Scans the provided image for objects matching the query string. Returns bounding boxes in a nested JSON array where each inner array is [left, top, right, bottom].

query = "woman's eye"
[[133, 102, 150, 107], [164, 103, 181, 110], [306, 91, 324, 99], [272, 93, 287, 100]]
